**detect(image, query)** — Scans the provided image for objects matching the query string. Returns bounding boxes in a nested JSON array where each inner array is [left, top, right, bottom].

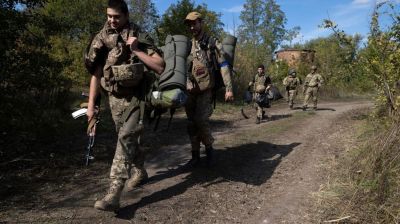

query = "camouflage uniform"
[[303, 69, 323, 110], [250, 73, 272, 119], [87, 22, 159, 189], [185, 24, 233, 163], [283, 72, 301, 109]]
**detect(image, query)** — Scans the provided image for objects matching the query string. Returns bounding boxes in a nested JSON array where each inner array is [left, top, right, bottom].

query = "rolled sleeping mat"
[[159, 56, 186, 85], [174, 35, 190, 58], [222, 35, 237, 66], [159, 35, 190, 90]]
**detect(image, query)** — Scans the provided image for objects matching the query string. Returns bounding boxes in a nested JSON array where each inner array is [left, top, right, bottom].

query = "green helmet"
[[288, 68, 296, 76]]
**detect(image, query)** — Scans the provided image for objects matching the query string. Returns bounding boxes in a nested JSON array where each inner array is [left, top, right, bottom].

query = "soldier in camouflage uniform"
[[249, 64, 272, 124], [184, 12, 234, 167], [303, 65, 323, 111], [86, 0, 165, 211], [283, 68, 302, 109]]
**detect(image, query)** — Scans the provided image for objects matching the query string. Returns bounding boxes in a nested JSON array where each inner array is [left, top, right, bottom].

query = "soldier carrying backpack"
[[184, 11, 235, 167]]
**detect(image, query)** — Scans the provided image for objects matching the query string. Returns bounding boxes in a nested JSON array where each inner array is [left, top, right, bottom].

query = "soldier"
[[283, 68, 302, 109], [248, 64, 272, 124], [302, 65, 323, 111], [184, 11, 234, 167], [85, 0, 165, 211]]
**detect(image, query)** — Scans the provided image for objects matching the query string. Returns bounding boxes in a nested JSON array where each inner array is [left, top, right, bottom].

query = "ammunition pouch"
[[255, 84, 266, 94], [111, 63, 144, 87]]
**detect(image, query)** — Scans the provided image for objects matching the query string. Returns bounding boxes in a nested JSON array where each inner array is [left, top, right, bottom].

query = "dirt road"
[[0, 100, 372, 223]]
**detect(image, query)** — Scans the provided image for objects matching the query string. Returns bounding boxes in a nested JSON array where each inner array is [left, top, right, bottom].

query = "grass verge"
[[316, 110, 400, 223]]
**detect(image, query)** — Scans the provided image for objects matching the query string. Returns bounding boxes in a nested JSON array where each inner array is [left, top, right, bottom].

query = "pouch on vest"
[[111, 62, 144, 87], [193, 61, 213, 92]]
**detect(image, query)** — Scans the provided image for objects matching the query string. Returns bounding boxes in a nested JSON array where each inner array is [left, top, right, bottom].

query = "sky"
[[154, 0, 399, 45]]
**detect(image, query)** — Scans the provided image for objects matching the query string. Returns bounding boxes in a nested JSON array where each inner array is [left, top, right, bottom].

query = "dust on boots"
[[94, 178, 125, 211]]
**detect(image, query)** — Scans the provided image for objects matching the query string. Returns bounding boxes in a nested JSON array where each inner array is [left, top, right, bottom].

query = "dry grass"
[[316, 110, 400, 223]]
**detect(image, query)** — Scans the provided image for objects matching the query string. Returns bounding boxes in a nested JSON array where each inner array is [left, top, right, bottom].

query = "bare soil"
[[0, 100, 372, 224]]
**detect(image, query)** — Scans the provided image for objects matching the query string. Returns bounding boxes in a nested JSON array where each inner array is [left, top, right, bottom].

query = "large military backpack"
[[144, 35, 191, 130]]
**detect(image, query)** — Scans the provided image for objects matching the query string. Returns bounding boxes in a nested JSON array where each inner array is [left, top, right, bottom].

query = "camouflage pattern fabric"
[[187, 33, 233, 93], [185, 89, 214, 151], [303, 72, 323, 109], [283, 76, 301, 107], [185, 32, 233, 152], [109, 95, 145, 180], [303, 87, 319, 109]]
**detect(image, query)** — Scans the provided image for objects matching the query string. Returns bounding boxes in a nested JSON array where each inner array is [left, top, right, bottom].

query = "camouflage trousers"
[[287, 90, 297, 107], [303, 86, 319, 108], [108, 94, 145, 180], [185, 89, 214, 151], [253, 93, 266, 118]]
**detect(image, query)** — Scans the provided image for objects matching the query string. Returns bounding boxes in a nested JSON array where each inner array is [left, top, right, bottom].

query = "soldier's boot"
[[289, 104, 294, 109], [94, 178, 125, 211], [205, 146, 216, 167], [262, 111, 266, 119], [126, 166, 148, 191], [255, 116, 261, 124], [302, 106, 307, 111], [187, 150, 201, 167]]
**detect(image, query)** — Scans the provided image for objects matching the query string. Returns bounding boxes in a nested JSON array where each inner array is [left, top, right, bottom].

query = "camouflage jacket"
[[283, 76, 301, 90], [304, 73, 323, 88], [250, 73, 272, 92], [187, 32, 233, 92], [86, 22, 160, 95]]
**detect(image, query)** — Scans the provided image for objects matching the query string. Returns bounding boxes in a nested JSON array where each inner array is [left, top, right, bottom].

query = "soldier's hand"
[[127, 36, 139, 51], [225, 91, 234, 102]]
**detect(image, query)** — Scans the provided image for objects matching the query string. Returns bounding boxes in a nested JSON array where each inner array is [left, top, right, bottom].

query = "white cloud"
[[223, 5, 243, 13]]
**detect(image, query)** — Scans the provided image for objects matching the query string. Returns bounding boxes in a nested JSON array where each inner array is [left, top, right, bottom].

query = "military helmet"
[[288, 68, 296, 76], [311, 65, 317, 70]]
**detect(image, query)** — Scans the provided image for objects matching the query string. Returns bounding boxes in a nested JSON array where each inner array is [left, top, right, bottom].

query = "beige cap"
[[185, 11, 202, 22]]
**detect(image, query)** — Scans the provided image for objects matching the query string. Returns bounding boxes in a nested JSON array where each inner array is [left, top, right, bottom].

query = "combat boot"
[[94, 178, 125, 211], [302, 106, 307, 111], [205, 146, 216, 167], [126, 166, 148, 191], [187, 150, 201, 167], [289, 104, 294, 109]]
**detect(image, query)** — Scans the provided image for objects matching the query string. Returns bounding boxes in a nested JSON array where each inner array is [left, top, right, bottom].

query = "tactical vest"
[[85, 22, 150, 96], [306, 73, 321, 87], [188, 35, 219, 93], [285, 77, 300, 90], [253, 74, 269, 93]]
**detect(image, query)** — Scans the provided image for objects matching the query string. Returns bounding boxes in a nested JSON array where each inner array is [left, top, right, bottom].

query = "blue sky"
[[154, 0, 399, 44]]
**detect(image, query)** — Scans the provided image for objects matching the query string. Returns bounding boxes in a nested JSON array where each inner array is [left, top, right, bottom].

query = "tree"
[[158, 0, 224, 44], [128, 0, 159, 34]]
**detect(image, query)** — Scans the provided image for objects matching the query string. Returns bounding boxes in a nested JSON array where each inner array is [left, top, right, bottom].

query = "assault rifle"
[[72, 92, 101, 166]]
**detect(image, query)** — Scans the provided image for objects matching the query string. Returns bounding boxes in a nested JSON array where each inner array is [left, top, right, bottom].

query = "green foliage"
[[234, 0, 298, 95], [157, 0, 224, 44], [323, 2, 400, 116], [128, 0, 159, 35]]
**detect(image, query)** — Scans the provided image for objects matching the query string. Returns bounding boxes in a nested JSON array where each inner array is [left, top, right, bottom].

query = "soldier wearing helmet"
[[248, 64, 272, 124], [303, 65, 324, 110], [283, 68, 302, 109]]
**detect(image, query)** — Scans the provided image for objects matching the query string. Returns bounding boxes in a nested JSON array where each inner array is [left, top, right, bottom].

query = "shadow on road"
[[116, 141, 301, 220]]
